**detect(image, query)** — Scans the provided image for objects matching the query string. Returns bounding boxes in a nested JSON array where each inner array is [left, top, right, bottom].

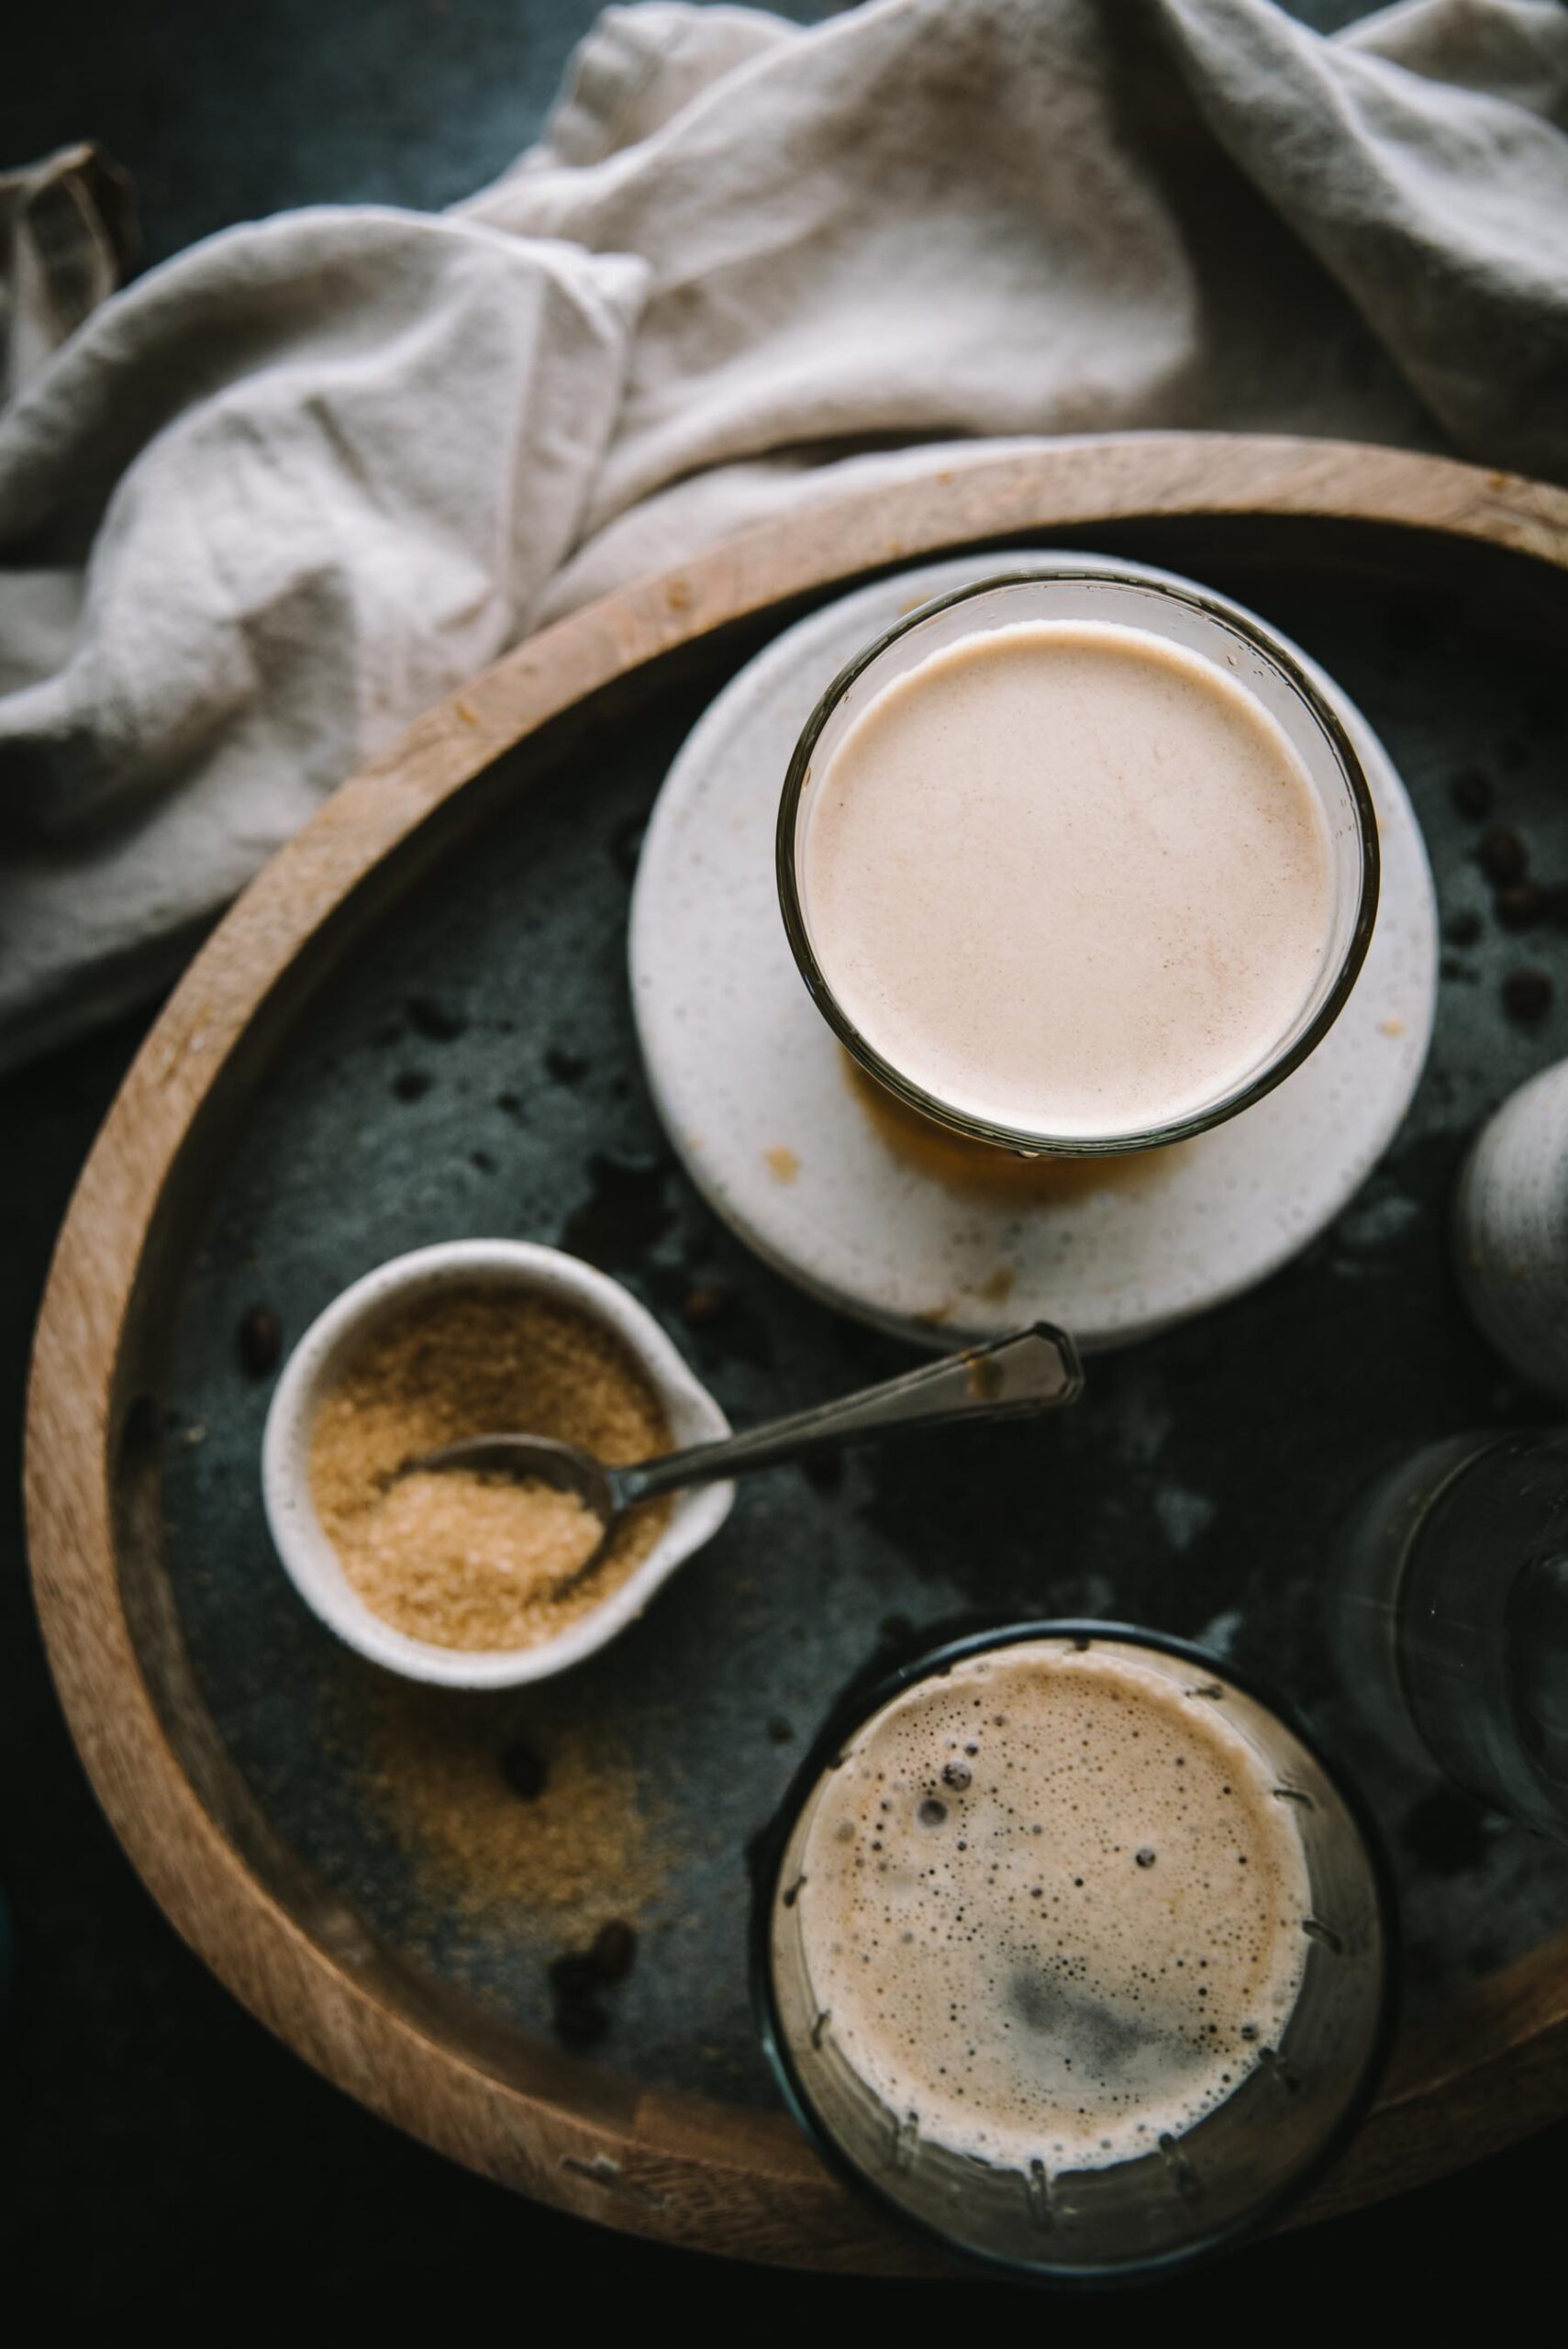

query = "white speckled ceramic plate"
[[629, 553, 1438, 1351]]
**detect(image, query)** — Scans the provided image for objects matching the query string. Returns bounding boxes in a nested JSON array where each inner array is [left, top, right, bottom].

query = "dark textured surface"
[[4, 0, 1566, 2318]]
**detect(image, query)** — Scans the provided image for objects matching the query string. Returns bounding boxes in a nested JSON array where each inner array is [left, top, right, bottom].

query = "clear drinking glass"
[[775, 568, 1381, 1157], [1332, 1431, 1568, 1840], [752, 1622, 1396, 2286]]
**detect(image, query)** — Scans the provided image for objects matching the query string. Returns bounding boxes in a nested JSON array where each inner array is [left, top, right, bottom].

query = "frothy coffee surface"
[[787, 1642, 1310, 2171], [799, 619, 1336, 1139]]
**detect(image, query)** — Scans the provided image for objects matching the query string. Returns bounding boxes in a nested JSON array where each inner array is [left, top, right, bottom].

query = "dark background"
[[0, 0, 1554, 2317]]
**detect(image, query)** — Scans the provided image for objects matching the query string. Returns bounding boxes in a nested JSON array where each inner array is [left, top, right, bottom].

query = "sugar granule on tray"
[[307, 1288, 672, 1652]]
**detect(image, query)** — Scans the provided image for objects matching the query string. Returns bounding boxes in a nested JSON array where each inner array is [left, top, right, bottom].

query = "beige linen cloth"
[[1, 0, 1566, 1070]]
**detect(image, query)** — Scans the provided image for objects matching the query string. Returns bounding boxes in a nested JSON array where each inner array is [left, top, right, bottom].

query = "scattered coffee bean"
[[549, 1950, 601, 2000], [1442, 908, 1483, 948], [498, 1738, 549, 1801], [393, 1069, 432, 1103], [545, 1045, 589, 1085], [495, 1090, 524, 1119], [766, 1717, 795, 1746], [1496, 882, 1544, 930], [405, 995, 466, 1042], [561, 1153, 673, 1269], [1450, 768, 1494, 821], [590, 1920, 638, 1985], [1477, 825, 1528, 886], [1504, 968, 1554, 1026], [470, 1148, 496, 1174], [552, 1995, 610, 2050], [682, 1282, 731, 1327], [237, 1302, 282, 1377]]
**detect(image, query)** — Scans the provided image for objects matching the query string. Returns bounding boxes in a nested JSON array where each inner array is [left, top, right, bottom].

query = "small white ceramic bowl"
[[261, 1240, 734, 1687]]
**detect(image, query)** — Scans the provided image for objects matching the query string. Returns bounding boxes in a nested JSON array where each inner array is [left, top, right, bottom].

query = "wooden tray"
[[27, 436, 1568, 2271]]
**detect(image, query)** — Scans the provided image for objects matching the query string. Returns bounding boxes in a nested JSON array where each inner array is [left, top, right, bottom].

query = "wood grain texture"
[[25, 435, 1568, 2269]]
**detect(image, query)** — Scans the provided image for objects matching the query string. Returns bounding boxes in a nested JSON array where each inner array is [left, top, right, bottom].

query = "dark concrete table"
[[3, 0, 1560, 2316]]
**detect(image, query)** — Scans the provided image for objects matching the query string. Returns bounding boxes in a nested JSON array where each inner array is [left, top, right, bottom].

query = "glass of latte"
[[754, 1625, 1395, 2281], [777, 568, 1379, 1156]]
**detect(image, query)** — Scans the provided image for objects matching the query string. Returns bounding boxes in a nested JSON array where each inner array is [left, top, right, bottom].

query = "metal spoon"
[[406, 1322, 1084, 1593]]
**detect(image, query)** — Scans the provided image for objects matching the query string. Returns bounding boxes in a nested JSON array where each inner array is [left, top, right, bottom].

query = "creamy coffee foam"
[[798, 619, 1336, 1139], [786, 1642, 1310, 2172]]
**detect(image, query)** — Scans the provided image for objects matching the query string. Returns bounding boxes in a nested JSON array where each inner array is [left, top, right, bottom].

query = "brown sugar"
[[308, 1287, 672, 1652], [332, 1674, 675, 1932]]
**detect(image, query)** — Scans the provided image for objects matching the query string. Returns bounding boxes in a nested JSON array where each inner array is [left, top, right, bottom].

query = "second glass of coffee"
[[755, 1625, 1395, 2282]]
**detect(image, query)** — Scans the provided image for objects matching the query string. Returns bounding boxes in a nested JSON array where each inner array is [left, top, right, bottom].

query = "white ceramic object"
[[1454, 1059, 1568, 1397], [630, 551, 1439, 1352], [262, 1241, 733, 1687]]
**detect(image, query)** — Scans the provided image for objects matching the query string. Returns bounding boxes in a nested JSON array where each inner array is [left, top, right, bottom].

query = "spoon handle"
[[614, 1323, 1084, 1508]]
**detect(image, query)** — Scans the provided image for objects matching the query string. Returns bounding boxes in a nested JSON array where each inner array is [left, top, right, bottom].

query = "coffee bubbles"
[[784, 1639, 1311, 2174]]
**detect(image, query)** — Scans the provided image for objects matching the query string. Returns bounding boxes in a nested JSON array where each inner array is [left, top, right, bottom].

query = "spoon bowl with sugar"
[[404, 1322, 1084, 1597]]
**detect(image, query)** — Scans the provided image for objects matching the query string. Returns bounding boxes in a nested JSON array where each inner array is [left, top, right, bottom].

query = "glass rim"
[[775, 566, 1383, 1158], [748, 1616, 1401, 2289]]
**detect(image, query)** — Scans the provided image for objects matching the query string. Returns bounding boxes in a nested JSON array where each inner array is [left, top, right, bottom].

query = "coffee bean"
[[549, 1951, 600, 2000], [1477, 826, 1528, 885], [545, 1045, 589, 1085], [1443, 909, 1483, 948], [766, 1718, 795, 1746], [561, 1153, 673, 1269], [393, 1069, 432, 1103], [1504, 969, 1554, 1026], [590, 1920, 638, 1985], [237, 1303, 282, 1377], [1496, 882, 1544, 930], [1451, 769, 1494, 821], [498, 1739, 549, 1801], [552, 1995, 609, 2050], [405, 995, 466, 1042], [681, 1283, 731, 1327]]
